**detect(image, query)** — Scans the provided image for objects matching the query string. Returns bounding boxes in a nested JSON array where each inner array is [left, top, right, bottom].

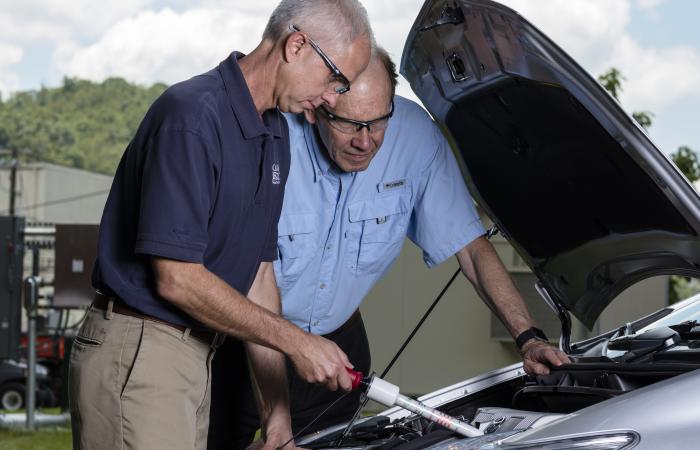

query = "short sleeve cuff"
[[260, 244, 279, 262], [135, 237, 206, 264], [423, 219, 486, 268]]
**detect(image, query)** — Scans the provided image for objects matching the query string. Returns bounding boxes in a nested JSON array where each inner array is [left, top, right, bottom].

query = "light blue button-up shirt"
[[274, 96, 486, 335]]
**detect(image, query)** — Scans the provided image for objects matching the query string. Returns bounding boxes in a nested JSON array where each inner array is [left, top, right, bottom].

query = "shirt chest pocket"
[[347, 193, 410, 275], [277, 213, 317, 286]]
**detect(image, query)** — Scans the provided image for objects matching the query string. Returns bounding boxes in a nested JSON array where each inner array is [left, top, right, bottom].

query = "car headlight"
[[35, 365, 49, 377], [493, 432, 639, 450]]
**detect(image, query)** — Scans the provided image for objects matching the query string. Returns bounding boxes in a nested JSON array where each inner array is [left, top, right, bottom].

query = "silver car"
[[299, 0, 700, 449]]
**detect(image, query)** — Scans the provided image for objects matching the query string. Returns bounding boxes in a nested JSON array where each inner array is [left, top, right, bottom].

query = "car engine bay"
[[300, 321, 700, 450]]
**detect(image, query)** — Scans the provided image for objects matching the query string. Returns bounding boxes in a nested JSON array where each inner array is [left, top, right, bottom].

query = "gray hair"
[[263, 0, 373, 48]]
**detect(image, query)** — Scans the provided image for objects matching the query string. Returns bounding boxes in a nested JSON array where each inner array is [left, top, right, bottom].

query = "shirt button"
[[313, 321, 319, 326], [326, 244, 332, 250], [320, 283, 326, 289]]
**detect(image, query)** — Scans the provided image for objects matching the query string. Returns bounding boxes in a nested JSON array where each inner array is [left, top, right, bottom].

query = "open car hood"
[[401, 0, 700, 329]]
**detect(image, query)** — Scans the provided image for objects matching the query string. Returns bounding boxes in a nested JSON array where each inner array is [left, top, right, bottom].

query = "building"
[[0, 162, 111, 224], [0, 163, 111, 334]]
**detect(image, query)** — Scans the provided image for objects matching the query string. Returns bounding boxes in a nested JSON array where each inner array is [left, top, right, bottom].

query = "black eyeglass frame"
[[290, 24, 351, 94], [319, 100, 395, 134]]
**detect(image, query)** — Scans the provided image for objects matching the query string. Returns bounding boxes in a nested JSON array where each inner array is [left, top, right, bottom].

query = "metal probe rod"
[[348, 370, 483, 438], [392, 394, 482, 437]]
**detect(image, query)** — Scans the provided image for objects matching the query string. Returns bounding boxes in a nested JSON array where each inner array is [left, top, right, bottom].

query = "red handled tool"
[[346, 368, 366, 390]]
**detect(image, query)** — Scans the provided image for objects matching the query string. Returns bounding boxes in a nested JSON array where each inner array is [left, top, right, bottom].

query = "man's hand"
[[246, 414, 300, 450], [520, 340, 570, 376], [246, 435, 303, 450], [288, 333, 354, 392]]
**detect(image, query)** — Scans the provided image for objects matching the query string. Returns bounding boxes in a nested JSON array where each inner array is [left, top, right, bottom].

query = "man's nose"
[[321, 90, 339, 109], [352, 127, 372, 151]]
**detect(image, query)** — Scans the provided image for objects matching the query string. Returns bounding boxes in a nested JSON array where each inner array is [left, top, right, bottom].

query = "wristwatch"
[[515, 326, 549, 349]]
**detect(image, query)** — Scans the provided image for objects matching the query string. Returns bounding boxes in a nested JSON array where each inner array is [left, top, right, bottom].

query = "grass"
[[0, 409, 71, 450], [0, 428, 72, 450], [0, 408, 374, 449]]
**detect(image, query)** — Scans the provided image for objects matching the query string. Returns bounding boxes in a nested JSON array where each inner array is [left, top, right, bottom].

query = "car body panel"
[[494, 367, 699, 449]]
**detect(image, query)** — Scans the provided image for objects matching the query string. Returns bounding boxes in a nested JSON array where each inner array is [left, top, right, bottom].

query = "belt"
[[92, 292, 222, 346]]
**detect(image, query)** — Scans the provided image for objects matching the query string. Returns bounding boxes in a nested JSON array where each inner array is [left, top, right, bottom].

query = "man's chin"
[[278, 100, 307, 115], [299, 100, 317, 114], [286, 104, 304, 114], [339, 160, 371, 173]]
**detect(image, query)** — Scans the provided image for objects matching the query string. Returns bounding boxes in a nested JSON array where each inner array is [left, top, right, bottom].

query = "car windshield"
[[636, 297, 700, 333], [601, 296, 700, 359]]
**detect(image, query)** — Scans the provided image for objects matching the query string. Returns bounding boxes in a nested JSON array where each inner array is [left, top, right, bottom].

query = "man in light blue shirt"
[[210, 47, 569, 450]]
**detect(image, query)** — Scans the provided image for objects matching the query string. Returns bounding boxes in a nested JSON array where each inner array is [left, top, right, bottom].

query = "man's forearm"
[[246, 342, 292, 441], [456, 236, 535, 339], [245, 263, 293, 442], [152, 257, 354, 390], [152, 257, 303, 356], [457, 236, 571, 374]]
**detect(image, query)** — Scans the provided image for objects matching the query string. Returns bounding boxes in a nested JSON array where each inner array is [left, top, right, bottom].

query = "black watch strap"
[[516, 327, 548, 349]]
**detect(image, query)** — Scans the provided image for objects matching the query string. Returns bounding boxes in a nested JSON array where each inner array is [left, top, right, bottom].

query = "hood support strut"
[[536, 283, 572, 353]]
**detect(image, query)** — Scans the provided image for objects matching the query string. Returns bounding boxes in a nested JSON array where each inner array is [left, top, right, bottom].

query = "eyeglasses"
[[290, 25, 351, 94], [319, 100, 394, 134]]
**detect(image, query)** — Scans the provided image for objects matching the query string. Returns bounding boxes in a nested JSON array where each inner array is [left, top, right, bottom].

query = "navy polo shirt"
[[92, 52, 290, 329]]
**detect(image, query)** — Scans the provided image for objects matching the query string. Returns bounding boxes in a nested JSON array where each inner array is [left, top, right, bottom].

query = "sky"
[[0, 0, 698, 155]]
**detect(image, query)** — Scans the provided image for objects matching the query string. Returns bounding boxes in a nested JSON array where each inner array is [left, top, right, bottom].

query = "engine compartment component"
[[470, 407, 565, 434], [512, 361, 696, 413], [362, 374, 483, 438], [301, 356, 700, 450]]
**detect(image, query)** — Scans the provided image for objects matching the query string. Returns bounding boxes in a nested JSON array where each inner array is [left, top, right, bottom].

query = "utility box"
[[53, 224, 99, 308], [0, 216, 25, 361]]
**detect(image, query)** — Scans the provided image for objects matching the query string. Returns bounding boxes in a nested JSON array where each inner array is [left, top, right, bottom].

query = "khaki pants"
[[69, 305, 217, 450]]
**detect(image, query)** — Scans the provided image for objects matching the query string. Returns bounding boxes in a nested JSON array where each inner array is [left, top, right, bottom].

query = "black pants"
[[207, 313, 371, 450]]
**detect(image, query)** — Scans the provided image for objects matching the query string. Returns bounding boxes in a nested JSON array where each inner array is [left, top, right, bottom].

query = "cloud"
[[0, 0, 156, 96], [612, 38, 700, 111], [0, 0, 696, 116], [0, 0, 154, 43], [499, 0, 700, 113], [54, 7, 265, 86], [500, 0, 631, 74], [0, 42, 23, 97], [634, 0, 669, 10], [51, 0, 426, 94]]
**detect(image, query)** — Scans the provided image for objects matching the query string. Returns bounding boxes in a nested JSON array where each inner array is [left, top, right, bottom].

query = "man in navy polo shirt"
[[69, 2, 373, 450]]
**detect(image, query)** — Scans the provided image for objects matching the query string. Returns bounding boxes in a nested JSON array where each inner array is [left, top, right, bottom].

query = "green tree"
[[598, 68, 655, 130], [0, 77, 167, 175], [632, 111, 654, 130], [671, 146, 700, 183], [598, 68, 625, 100]]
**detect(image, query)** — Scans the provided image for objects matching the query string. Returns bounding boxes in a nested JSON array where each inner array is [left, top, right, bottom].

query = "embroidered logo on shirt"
[[272, 163, 280, 185], [382, 179, 405, 191]]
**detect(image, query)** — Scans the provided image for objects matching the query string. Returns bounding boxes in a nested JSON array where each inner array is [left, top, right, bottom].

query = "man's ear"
[[304, 108, 318, 124], [283, 30, 308, 63]]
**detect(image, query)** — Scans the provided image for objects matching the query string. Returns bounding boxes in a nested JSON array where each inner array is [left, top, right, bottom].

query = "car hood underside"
[[400, 0, 700, 328]]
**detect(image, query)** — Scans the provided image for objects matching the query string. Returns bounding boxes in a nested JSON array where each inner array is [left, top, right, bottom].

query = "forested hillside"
[[0, 77, 167, 175]]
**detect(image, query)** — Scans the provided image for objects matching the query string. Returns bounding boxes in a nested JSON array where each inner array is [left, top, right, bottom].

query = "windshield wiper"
[[670, 320, 700, 339]]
